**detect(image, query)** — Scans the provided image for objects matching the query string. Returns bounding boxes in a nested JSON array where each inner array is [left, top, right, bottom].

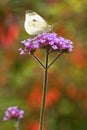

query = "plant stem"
[[32, 50, 63, 130], [14, 121, 20, 130], [32, 53, 45, 69], [47, 52, 63, 69], [39, 49, 49, 130]]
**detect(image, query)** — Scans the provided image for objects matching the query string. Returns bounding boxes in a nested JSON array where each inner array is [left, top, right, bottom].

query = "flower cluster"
[[19, 32, 73, 55], [3, 106, 24, 121]]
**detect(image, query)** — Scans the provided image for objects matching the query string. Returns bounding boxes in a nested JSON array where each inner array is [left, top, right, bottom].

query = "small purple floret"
[[19, 32, 73, 55], [3, 106, 24, 121]]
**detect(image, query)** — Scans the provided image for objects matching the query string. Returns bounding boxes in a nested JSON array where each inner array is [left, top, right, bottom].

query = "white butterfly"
[[24, 10, 53, 35]]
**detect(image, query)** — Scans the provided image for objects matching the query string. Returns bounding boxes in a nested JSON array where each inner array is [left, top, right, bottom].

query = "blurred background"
[[0, 0, 87, 130]]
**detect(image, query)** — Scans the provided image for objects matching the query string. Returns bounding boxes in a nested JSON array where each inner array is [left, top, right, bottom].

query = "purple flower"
[[3, 106, 24, 121], [19, 32, 73, 55]]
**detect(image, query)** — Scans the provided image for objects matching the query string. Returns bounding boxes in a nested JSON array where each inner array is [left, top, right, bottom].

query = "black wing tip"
[[26, 10, 34, 14]]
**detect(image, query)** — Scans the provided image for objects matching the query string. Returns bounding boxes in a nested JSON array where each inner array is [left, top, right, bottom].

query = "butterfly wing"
[[24, 11, 50, 35]]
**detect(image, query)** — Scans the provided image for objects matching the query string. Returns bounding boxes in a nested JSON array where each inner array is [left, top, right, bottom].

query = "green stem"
[[32, 50, 63, 130], [14, 120, 20, 130], [39, 49, 49, 130], [48, 52, 63, 69], [32, 53, 45, 69]]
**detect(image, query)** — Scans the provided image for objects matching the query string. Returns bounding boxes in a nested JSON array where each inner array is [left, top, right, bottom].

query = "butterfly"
[[24, 10, 53, 35]]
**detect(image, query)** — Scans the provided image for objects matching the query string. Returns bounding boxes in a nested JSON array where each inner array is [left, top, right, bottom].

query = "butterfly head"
[[48, 25, 53, 31]]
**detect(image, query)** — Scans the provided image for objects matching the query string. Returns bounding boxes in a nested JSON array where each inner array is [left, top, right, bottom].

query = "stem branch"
[[48, 52, 63, 69], [32, 53, 45, 69], [32, 50, 63, 130]]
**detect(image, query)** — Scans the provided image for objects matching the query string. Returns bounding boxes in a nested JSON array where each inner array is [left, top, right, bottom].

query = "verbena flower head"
[[19, 32, 73, 55], [3, 106, 24, 121]]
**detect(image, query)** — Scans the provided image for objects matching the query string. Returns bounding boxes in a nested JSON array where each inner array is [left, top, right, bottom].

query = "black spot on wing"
[[32, 19, 37, 26], [32, 19, 38, 26], [33, 19, 37, 22]]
